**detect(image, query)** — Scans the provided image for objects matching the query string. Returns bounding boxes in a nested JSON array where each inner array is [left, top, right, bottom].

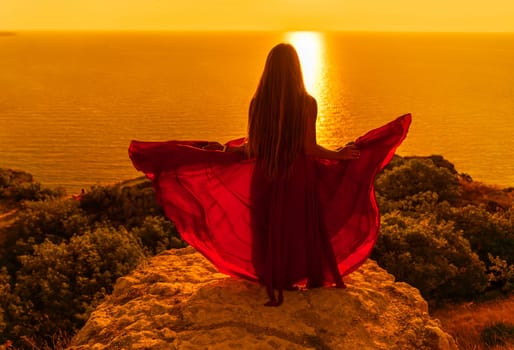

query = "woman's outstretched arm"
[[303, 96, 360, 160]]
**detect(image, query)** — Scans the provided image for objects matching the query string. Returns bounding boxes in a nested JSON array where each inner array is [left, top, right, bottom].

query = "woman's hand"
[[337, 144, 360, 160]]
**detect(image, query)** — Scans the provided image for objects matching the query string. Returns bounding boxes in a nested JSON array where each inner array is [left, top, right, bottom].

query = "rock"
[[68, 247, 457, 350]]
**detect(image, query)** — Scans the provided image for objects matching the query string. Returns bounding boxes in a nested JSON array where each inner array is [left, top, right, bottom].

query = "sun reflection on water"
[[285, 31, 325, 99], [285, 31, 334, 144]]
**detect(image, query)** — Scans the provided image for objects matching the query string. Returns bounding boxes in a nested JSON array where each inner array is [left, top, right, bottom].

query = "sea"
[[1, 31, 513, 193]]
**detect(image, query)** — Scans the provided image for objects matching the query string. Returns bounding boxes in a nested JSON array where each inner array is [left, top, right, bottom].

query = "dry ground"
[[433, 295, 514, 350]]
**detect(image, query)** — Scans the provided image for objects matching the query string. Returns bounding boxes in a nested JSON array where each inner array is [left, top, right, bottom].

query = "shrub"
[[0, 168, 65, 202], [0, 169, 33, 191], [372, 212, 488, 302], [0, 173, 182, 347], [79, 180, 163, 228], [1, 199, 90, 272], [487, 254, 514, 293], [0, 267, 13, 338], [439, 205, 514, 265], [8, 199, 87, 241], [376, 158, 461, 203], [377, 191, 440, 215], [10, 182, 65, 202], [8, 226, 144, 347]]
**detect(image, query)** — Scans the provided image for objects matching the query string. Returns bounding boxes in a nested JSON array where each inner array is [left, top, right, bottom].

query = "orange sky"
[[2, 0, 514, 32]]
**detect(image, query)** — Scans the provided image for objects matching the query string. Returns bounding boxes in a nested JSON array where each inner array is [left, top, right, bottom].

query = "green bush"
[[372, 212, 488, 302], [487, 254, 514, 293], [0, 169, 33, 190], [79, 180, 163, 228], [7, 199, 87, 241], [8, 226, 144, 346], [376, 191, 440, 215], [374, 157, 514, 300], [0, 173, 184, 347], [1, 180, 182, 271], [10, 182, 65, 202], [376, 158, 461, 203], [1, 199, 90, 273], [0, 168, 65, 202], [0, 267, 14, 337], [131, 216, 186, 255], [438, 205, 514, 265]]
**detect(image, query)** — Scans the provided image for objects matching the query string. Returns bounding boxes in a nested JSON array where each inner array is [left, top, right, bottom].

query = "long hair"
[[248, 43, 308, 178]]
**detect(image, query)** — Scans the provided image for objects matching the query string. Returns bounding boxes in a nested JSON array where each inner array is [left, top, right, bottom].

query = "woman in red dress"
[[129, 43, 411, 306]]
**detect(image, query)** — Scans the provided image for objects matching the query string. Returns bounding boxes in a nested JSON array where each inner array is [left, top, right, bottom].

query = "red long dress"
[[129, 114, 411, 303]]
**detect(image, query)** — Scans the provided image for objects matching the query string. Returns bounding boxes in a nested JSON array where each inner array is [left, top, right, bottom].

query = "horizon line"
[[2, 29, 514, 34]]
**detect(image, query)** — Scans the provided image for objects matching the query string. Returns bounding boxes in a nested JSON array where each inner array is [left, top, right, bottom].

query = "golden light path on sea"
[[285, 31, 332, 143], [285, 31, 325, 99]]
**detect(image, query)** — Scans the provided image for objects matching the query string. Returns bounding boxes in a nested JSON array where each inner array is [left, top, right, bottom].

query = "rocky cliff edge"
[[69, 247, 457, 350]]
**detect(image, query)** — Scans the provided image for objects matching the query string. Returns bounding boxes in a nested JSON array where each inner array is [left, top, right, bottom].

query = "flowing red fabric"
[[129, 114, 411, 298]]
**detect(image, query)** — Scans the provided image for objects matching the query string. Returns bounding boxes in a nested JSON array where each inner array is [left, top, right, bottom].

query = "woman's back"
[[247, 43, 308, 178]]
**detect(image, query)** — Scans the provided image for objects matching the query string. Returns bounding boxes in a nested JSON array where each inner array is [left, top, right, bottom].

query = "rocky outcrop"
[[69, 247, 457, 350]]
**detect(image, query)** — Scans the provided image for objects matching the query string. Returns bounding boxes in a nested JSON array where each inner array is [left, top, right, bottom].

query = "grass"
[[432, 294, 514, 349], [482, 323, 514, 348]]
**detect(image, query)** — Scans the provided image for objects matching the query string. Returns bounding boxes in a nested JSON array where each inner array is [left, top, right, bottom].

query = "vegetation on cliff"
[[372, 156, 514, 303], [0, 171, 184, 348], [0, 156, 513, 348]]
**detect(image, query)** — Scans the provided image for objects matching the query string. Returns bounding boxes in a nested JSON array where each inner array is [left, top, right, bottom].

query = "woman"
[[247, 44, 361, 305], [129, 44, 411, 306]]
